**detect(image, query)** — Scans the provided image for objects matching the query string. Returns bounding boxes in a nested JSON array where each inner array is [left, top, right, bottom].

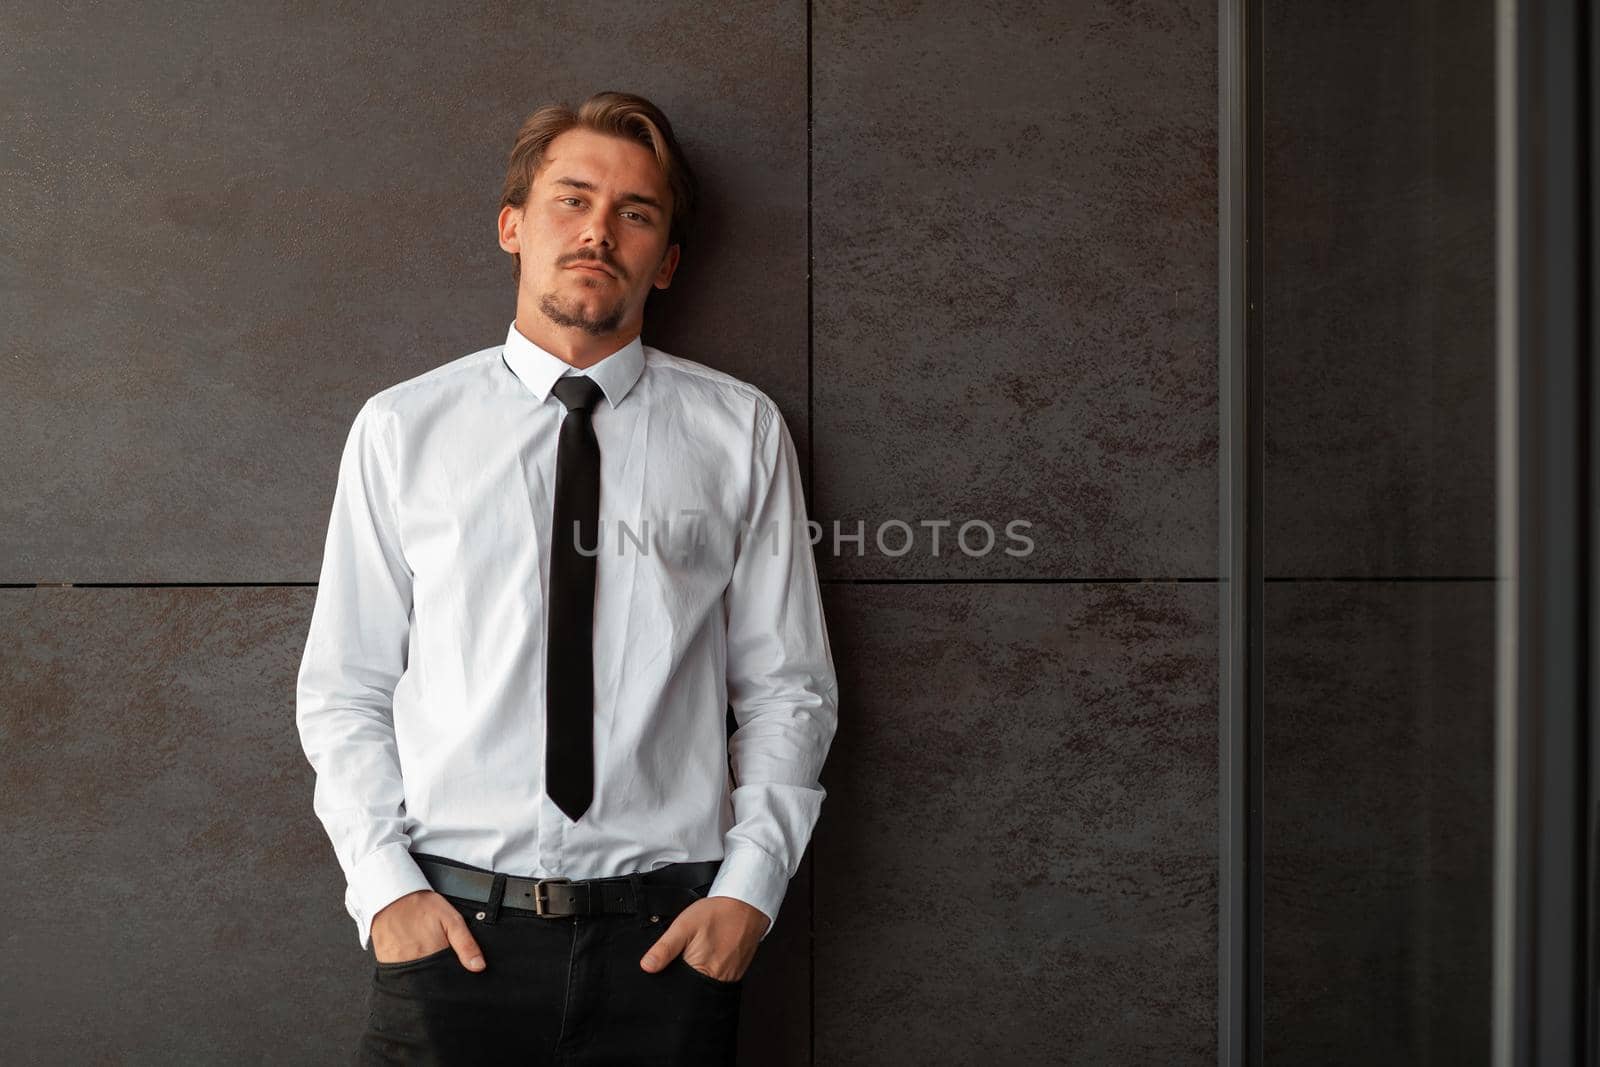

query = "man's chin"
[[537, 292, 627, 336]]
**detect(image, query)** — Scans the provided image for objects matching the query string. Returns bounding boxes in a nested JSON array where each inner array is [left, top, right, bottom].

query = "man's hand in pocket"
[[371, 889, 486, 971], [638, 895, 769, 982]]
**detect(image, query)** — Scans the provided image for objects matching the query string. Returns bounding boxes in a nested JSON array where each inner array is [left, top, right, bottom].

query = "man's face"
[[499, 128, 680, 338]]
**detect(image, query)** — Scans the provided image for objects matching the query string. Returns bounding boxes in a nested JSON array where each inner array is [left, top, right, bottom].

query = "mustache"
[[564, 252, 621, 276]]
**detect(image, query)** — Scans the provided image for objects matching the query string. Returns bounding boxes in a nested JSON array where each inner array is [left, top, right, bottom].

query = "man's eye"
[[561, 197, 582, 206], [623, 211, 647, 222]]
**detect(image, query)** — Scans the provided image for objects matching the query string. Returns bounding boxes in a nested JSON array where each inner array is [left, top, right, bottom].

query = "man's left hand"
[[639, 895, 769, 983]]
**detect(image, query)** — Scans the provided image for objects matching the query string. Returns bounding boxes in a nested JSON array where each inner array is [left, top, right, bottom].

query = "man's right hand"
[[371, 889, 487, 971]]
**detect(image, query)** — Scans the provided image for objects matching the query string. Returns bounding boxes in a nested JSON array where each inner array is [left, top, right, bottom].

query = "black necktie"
[[546, 374, 605, 822]]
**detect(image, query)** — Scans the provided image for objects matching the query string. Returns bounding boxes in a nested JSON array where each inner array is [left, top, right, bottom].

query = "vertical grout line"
[[1217, 0, 1252, 1060], [806, 4, 816, 519], [1244, 0, 1266, 1054], [1582, 3, 1596, 1057], [805, 3, 816, 1066]]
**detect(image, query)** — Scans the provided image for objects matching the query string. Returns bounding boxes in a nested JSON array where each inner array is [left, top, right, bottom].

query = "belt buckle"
[[533, 877, 572, 916]]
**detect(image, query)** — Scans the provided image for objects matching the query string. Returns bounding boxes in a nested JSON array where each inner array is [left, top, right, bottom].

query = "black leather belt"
[[411, 851, 723, 922]]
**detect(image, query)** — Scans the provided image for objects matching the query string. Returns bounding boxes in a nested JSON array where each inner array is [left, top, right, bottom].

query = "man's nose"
[[582, 215, 614, 249]]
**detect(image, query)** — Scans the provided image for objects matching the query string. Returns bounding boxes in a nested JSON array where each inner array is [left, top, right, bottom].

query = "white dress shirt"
[[296, 320, 839, 949]]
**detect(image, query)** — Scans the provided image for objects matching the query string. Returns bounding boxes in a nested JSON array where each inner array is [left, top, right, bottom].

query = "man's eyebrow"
[[550, 176, 665, 212]]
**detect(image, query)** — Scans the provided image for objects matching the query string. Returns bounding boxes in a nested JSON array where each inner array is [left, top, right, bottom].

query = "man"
[[296, 90, 838, 1065]]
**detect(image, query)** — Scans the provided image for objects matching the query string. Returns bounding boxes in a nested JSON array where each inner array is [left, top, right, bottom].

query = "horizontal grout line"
[[7, 582, 319, 588], [1262, 575, 1500, 582], [3, 575, 1502, 590], [823, 576, 1213, 584], [820, 575, 1499, 584]]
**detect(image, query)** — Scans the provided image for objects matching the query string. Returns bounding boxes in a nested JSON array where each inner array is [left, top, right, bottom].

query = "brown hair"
[[499, 90, 699, 284]]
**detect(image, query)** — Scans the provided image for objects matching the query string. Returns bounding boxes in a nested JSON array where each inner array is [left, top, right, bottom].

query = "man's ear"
[[654, 243, 681, 290], [497, 205, 522, 255]]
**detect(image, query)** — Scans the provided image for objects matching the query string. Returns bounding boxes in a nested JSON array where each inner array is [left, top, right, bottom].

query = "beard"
[[538, 286, 628, 336]]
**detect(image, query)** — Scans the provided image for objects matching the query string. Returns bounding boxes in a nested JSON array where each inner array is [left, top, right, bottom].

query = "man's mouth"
[[568, 262, 615, 278]]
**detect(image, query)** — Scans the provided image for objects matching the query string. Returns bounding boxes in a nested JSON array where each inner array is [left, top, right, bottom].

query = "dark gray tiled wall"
[[1261, 0, 1497, 1062], [2, 0, 809, 582], [808, 0, 1221, 1061], [815, 583, 1218, 1065], [1262, 582, 1494, 1065], [4, 1, 815, 1063], [1263, 0, 1496, 579], [3, 0, 1507, 1055], [1, 588, 355, 1061], [0, 587, 815, 1063], [810, 0, 1218, 580], [6, 1, 1229, 1064]]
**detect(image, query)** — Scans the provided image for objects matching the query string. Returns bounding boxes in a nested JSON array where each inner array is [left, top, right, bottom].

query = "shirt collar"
[[500, 318, 646, 408]]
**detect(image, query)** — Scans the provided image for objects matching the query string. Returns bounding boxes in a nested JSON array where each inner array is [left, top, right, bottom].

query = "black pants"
[[354, 872, 742, 1065]]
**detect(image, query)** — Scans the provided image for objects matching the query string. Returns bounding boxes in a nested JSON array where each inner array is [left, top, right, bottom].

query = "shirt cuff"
[[706, 844, 789, 941], [349, 841, 432, 951]]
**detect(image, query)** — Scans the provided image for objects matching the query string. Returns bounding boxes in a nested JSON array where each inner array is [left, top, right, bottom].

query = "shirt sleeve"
[[707, 399, 840, 941], [295, 397, 432, 950]]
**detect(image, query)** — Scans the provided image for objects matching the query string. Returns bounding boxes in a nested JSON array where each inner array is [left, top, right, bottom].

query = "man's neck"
[[512, 315, 639, 371]]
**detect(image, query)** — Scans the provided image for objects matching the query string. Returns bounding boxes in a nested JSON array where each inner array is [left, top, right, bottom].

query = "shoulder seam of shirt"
[[366, 347, 504, 408], [645, 349, 772, 407], [645, 351, 783, 442]]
